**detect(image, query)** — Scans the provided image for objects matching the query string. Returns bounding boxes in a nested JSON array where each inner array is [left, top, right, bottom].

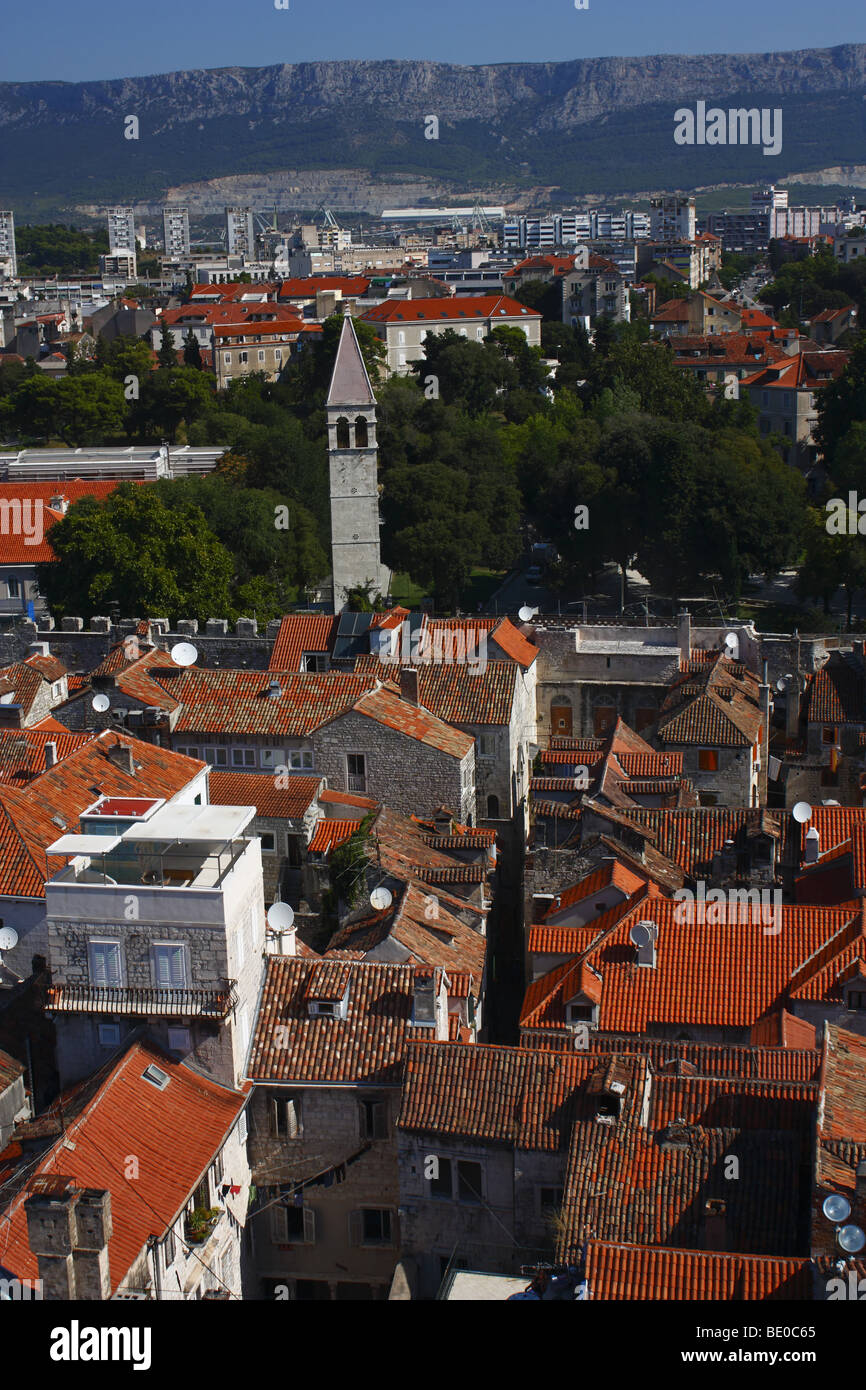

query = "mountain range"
[[2, 44, 866, 218]]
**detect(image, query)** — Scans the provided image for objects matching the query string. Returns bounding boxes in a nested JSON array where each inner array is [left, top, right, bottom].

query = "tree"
[[816, 337, 866, 472], [54, 375, 126, 445], [157, 323, 177, 369], [797, 506, 866, 624], [38, 482, 234, 622], [183, 331, 203, 369]]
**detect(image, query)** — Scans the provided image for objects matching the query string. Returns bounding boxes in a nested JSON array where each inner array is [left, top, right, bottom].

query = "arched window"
[[354, 415, 369, 448], [336, 416, 350, 448], [487, 794, 500, 819]]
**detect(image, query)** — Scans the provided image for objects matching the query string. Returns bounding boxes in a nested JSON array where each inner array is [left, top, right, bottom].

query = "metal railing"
[[46, 979, 238, 1018]]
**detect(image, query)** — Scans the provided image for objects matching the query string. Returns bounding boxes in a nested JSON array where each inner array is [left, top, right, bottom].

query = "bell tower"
[[326, 317, 389, 612]]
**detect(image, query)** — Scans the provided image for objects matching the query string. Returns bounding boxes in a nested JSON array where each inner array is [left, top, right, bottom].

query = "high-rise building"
[[106, 206, 136, 254], [225, 206, 256, 259], [649, 196, 697, 242], [163, 206, 191, 258], [326, 317, 389, 611], [0, 210, 17, 278]]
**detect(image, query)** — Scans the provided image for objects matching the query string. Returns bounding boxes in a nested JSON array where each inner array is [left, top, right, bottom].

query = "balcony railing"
[[45, 980, 238, 1018]]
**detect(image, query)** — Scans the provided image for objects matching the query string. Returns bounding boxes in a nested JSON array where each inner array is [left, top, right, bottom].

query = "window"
[[257, 350, 265, 362], [209, 746, 228, 767], [288, 749, 315, 771], [163, 1227, 176, 1268], [336, 416, 351, 448], [259, 832, 276, 853], [359, 1209, 392, 1246], [272, 1203, 315, 1245], [270, 1093, 303, 1138], [698, 749, 719, 772], [224, 353, 231, 365], [167, 1026, 191, 1053], [258, 748, 285, 770], [98, 1023, 121, 1048], [566, 1002, 592, 1023], [476, 734, 495, 759], [848, 991, 866, 1011], [822, 726, 836, 746], [486, 794, 500, 818], [301, 653, 328, 673], [359, 1097, 387, 1140], [275, 349, 282, 361], [153, 943, 187, 989], [177, 746, 200, 760], [232, 748, 256, 767], [457, 1161, 483, 1204], [89, 939, 122, 988], [354, 416, 369, 447], [239, 351, 248, 364], [429, 1156, 452, 1199], [347, 753, 366, 793]]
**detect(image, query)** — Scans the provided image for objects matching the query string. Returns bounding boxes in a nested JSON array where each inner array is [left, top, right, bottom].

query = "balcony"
[[45, 980, 238, 1018]]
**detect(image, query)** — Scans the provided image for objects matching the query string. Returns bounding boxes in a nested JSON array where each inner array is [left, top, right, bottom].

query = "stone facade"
[[248, 1084, 400, 1300], [313, 708, 474, 824]]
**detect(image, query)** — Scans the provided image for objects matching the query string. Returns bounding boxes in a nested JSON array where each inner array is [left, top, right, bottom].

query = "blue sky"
[[3, 0, 866, 82]]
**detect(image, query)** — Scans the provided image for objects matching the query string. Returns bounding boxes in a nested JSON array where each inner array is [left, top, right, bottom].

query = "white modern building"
[[650, 196, 697, 242], [0, 211, 17, 279], [225, 207, 256, 259], [163, 206, 191, 258]]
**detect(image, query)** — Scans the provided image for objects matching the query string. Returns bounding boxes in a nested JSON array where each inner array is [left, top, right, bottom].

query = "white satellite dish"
[[775, 678, 786, 693], [518, 605, 538, 623], [170, 641, 198, 667], [91, 692, 111, 713], [838, 1224, 866, 1255], [823, 1193, 851, 1224], [0, 925, 18, 952], [0, 692, 15, 705], [629, 922, 653, 948], [266, 902, 295, 932], [792, 801, 813, 824], [370, 886, 392, 911], [724, 632, 739, 657]]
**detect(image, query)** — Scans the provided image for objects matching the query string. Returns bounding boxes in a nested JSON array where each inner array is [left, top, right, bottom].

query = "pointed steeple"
[[326, 316, 377, 408]]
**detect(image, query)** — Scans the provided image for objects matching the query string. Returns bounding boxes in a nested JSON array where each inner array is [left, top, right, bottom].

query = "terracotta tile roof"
[[268, 614, 339, 672], [308, 819, 357, 854], [558, 1068, 803, 1257], [488, 617, 539, 667], [540, 749, 605, 768], [361, 294, 540, 324], [652, 299, 692, 321], [542, 863, 649, 918], [0, 662, 48, 718], [0, 1039, 246, 1292], [318, 788, 378, 810], [98, 645, 194, 712], [533, 800, 582, 820], [170, 670, 376, 736], [278, 276, 370, 299], [750, 1009, 818, 1049], [354, 657, 519, 728], [812, 1025, 866, 1257], [808, 655, 865, 725], [327, 880, 486, 978], [0, 1047, 24, 1090], [620, 807, 789, 879], [520, 898, 863, 1035], [658, 656, 763, 747], [349, 685, 473, 759], [648, 1072, 817, 1153], [209, 771, 320, 820], [398, 1042, 599, 1151], [583, 1242, 813, 1300], [248, 956, 431, 1084], [417, 864, 484, 885], [518, 1032, 821, 1082], [0, 728, 94, 786], [424, 831, 496, 850], [24, 653, 66, 681]]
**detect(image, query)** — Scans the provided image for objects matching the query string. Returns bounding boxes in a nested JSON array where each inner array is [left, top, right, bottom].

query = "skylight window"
[[142, 1063, 170, 1090]]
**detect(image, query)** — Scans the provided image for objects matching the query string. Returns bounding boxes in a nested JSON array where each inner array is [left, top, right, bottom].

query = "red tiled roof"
[[0, 1040, 246, 1293], [209, 771, 320, 820], [0, 728, 94, 786], [268, 614, 339, 672], [277, 276, 370, 299], [350, 685, 474, 759], [542, 862, 648, 918], [808, 656, 865, 725], [169, 670, 376, 736], [360, 295, 540, 324], [520, 898, 863, 1035], [319, 788, 378, 810], [308, 818, 358, 854], [583, 1242, 812, 1300], [248, 957, 433, 1084]]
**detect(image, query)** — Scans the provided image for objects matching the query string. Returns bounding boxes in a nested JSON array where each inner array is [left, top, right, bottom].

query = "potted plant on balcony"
[[185, 1206, 221, 1245]]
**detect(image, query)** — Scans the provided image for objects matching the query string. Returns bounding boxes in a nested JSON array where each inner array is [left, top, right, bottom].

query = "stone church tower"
[[326, 317, 390, 612]]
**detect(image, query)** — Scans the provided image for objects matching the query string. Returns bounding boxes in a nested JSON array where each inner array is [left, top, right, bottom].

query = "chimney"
[[805, 826, 820, 864], [400, 667, 419, 705], [677, 610, 691, 662], [267, 678, 282, 701], [28, 641, 51, 658], [786, 677, 801, 739], [630, 920, 658, 967], [433, 807, 453, 835], [108, 743, 135, 776], [703, 1198, 727, 1252], [44, 740, 57, 769], [72, 1189, 113, 1300], [24, 1177, 78, 1300]]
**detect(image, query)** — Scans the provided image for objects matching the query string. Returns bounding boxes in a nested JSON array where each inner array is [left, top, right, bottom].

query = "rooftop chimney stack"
[[805, 826, 820, 864], [400, 667, 419, 706], [44, 740, 57, 769], [108, 743, 135, 776], [23, 1177, 110, 1301]]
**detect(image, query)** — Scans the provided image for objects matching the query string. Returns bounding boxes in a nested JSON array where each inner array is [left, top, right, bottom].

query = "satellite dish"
[[91, 693, 111, 713], [0, 925, 18, 952], [775, 679, 786, 693], [792, 801, 813, 824], [518, 605, 538, 623], [724, 632, 739, 657], [839, 1224, 866, 1255], [170, 641, 198, 667], [629, 922, 653, 948], [823, 1193, 851, 1224], [266, 902, 295, 932], [370, 886, 392, 911], [0, 692, 15, 705]]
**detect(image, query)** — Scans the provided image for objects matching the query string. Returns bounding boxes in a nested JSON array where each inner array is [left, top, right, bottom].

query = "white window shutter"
[[303, 1208, 316, 1244]]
